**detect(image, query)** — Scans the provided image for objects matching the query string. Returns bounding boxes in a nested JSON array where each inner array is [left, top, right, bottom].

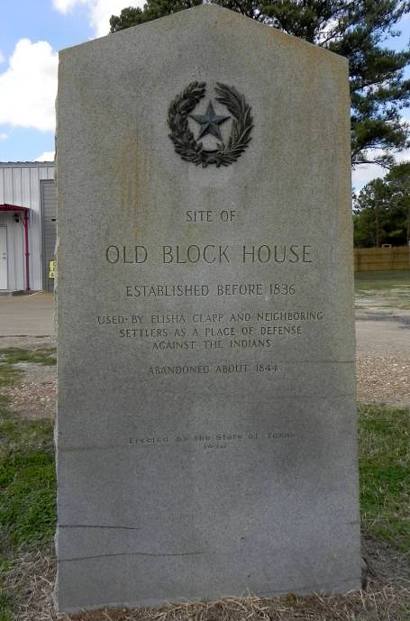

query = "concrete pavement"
[[0, 292, 54, 338], [356, 311, 410, 356]]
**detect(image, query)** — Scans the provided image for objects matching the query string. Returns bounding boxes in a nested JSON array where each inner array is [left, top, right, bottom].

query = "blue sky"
[[0, 0, 89, 161], [0, 0, 143, 161], [0, 1, 409, 190]]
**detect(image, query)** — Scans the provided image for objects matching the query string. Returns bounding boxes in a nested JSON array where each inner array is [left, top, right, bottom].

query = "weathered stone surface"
[[56, 4, 360, 613]]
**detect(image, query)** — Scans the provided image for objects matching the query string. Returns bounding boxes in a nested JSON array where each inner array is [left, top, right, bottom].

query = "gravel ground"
[[1, 337, 56, 419], [357, 354, 410, 407], [3, 360, 56, 419]]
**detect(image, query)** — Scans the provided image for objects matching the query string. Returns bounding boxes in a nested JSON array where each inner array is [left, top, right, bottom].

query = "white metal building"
[[0, 161, 56, 292]]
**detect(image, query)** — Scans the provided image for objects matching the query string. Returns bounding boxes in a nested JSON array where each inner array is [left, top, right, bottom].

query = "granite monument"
[[56, 4, 361, 612]]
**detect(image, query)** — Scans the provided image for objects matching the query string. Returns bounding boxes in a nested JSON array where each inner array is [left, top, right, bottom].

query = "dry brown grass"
[[4, 547, 55, 621], [61, 585, 410, 621], [4, 542, 409, 621]]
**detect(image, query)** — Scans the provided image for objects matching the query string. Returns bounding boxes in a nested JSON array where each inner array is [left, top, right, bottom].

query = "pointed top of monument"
[[60, 1, 347, 68]]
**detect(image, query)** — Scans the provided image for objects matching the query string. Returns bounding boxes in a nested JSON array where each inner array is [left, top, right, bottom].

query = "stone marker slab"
[[56, 4, 361, 613]]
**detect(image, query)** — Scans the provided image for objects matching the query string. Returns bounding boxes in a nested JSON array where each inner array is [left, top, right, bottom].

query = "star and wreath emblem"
[[168, 82, 254, 168]]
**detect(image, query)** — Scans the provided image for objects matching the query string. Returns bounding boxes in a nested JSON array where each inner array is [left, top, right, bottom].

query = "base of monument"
[[55, 576, 362, 614]]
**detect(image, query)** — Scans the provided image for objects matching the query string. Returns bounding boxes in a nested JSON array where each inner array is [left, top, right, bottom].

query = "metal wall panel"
[[40, 180, 57, 292], [0, 162, 55, 290]]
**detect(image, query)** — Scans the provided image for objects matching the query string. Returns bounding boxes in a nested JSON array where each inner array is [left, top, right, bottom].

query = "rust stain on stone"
[[116, 132, 147, 239]]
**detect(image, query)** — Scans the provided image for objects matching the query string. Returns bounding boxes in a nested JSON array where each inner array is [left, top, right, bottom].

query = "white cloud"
[[394, 147, 410, 163], [352, 163, 387, 192], [352, 147, 410, 192], [34, 150, 55, 161], [0, 133, 8, 141], [53, 0, 144, 37], [53, 0, 87, 12], [0, 39, 57, 131]]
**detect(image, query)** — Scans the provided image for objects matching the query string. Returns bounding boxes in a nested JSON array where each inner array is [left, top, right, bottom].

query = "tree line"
[[354, 162, 410, 247]]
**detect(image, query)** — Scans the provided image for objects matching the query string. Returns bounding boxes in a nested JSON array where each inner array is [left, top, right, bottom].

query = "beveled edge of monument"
[[58, 2, 348, 70]]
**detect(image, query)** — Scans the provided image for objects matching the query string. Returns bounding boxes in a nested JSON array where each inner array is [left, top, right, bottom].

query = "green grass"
[[0, 593, 13, 621], [355, 270, 410, 291], [0, 400, 55, 552], [0, 357, 56, 620], [0, 348, 56, 367], [0, 365, 22, 389], [0, 349, 56, 556], [0, 347, 56, 389], [358, 404, 410, 551], [355, 270, 410, 310], [0, 400, 55, 620]]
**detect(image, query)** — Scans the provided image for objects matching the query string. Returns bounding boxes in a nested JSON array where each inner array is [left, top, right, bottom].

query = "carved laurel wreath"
[[168, 81, 253, 168]]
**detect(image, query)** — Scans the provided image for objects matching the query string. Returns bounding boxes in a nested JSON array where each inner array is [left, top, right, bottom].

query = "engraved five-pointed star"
[[189, 100, 230, 141]]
